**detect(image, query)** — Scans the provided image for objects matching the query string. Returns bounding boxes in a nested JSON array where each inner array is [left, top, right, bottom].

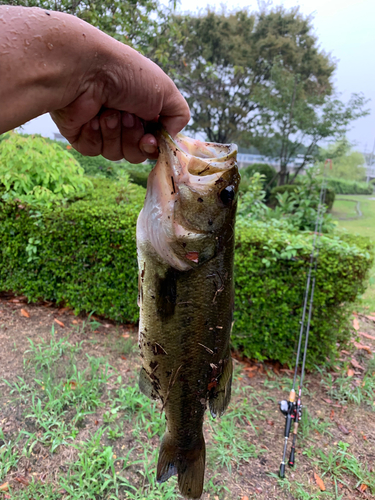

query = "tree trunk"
[[278, 164, 289, 186]]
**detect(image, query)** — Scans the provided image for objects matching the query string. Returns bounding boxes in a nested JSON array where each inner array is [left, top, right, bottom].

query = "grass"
[[332, 194, 375, 311], [1, 323, 375, 499]]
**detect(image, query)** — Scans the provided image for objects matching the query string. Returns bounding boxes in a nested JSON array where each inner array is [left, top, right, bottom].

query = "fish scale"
[[136, 131, 239, 499]]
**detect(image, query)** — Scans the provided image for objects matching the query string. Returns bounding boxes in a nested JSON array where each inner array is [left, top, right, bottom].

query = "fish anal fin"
[[209, 356, 233, 418], [157, 432, 205, 499], [139, 367, 157, 400]]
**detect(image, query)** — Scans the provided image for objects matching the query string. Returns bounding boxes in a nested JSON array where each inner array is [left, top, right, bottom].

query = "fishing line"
[[278, 159, 331, 478]]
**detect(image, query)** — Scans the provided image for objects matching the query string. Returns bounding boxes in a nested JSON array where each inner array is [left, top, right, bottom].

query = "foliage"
[[270, 184, 336, 211], [317, 140, 367, 181], [4, 0, 167, 50], [121, 162, 153, 189], [240, 171, 335, 232], [232, 218, 373, 366], [66, 146, 120, 179], [0, 178, 373, 365], [0, 178, 145, 322], [239, 163, 277, 193], [326, 177, 373, 195], [0, 133, 91, 207]]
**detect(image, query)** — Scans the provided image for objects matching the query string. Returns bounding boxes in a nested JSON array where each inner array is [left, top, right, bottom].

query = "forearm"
[[0, 6, 110, 133]]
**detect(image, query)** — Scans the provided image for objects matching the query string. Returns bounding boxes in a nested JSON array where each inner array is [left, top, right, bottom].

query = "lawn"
[[1, 298, 375, 499], [331, 194, 375, 312]]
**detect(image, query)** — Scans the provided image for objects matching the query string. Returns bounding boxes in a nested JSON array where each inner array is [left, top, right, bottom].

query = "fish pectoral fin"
[[138, 367, 157, 400], [157, 431, 205, 500], [209, 355, 233, 418]]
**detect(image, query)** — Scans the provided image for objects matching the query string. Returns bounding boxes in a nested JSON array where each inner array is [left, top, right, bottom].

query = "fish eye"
[[219, 185, 235, 205]]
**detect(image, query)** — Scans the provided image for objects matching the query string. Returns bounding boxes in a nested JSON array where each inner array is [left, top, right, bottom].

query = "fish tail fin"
[[209, 355, 233, 418], [157, 431, 206, 499]]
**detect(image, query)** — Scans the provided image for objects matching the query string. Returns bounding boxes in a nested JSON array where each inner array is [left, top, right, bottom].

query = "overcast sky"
[[20, 0, 375, 153]]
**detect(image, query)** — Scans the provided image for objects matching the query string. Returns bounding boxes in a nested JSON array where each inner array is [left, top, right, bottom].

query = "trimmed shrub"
[[326, 177, 373, 195], [269, 184, 335, 210], [0, 179, 145, 322], [0, 181, 372, 366], [240, 163, 277, 193], [232, 218, 373, 366]]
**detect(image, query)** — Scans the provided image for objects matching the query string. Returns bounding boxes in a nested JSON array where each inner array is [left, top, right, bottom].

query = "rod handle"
[[279, 462, 286, 478], [288, 446, 295, 467]]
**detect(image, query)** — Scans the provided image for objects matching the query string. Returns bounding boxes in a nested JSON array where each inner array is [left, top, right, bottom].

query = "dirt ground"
[[0, 294, 374, 499]]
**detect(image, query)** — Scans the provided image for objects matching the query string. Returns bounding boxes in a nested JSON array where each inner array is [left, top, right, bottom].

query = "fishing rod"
[[278, 160, 331, 478]]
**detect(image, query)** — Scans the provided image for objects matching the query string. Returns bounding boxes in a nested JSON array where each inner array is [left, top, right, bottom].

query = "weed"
[[0, 429, 20, 480], [60, 429, 135, 499], [107, 424, 124, 440]]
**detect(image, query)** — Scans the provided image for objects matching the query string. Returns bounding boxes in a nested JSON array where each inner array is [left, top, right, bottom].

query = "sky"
[[19, 0, 375, 153]]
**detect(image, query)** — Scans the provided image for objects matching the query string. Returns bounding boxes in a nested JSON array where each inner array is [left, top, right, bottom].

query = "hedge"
[[233, 219, 373, 366], [0, 181, 373, 366], [326, 177, 373, 195], [0, 179, 145, 322]]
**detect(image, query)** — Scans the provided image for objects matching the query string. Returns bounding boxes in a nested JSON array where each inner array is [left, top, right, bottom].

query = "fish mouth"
[[137, 131, 239, 271], [162, 130, 237, 180]]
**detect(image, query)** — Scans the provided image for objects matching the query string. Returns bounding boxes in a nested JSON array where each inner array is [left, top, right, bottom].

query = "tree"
[[148, 7, 339, 147], [318, 140, 367, 181], [148, 10, 266, 143], [3, 0, 168, 50]]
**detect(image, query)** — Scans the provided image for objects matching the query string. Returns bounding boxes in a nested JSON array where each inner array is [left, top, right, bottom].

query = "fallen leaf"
[[341, 349, 351, 355], [353, 342, 372, 354], [58, 307, 70, 315], [255, 487, 263, 494], [337, 423, 350, 435], [121, 355, 127, 360], [69, 381, 77, 390], [359, 484, 368, 492], [322, 398, 333, 404], [359, 331, 375, 340], [330, 410, 335, 420], [351, 358, 365, 371], [122, 333, 130, 339], [21, 308, 30, 318], [0, 482, 9, 492], [15, 474, 29, 486], [347, 368, 355, 377], [266, 420, 274, 426], [54, 318, 65, 328], [72, 320, 79, 324], [353, 317, 360, 330], [365, 315, 375, 322], [241, 496, 249, 500], [94, 420, 99, 425], [314, 472, 326, 491]]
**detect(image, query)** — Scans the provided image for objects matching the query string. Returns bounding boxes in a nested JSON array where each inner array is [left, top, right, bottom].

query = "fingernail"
[[105, 113, 118, 130], [122, 112, 135, 128], [91, 118, 100, 131], [142, 144, 157, 155]]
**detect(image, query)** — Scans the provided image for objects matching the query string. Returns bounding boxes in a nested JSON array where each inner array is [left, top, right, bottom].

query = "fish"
[[136, 130, 240, 499]]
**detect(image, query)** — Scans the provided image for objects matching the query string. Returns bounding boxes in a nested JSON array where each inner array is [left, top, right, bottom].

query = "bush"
[[122, 162, 153, 188], [269, 184, 335, 211], [0, 179, 145, 322], [326, 177, 373, 195], [0, 133, 91, 206], [240, 163, 277, 193], [232, 218, 373, 366], [1, 176, 373, 366]]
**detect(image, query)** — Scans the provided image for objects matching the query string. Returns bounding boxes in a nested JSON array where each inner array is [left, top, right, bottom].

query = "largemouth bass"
[[136, 131, 239, 499]]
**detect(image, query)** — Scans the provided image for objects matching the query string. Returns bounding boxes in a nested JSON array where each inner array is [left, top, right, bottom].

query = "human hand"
[[50, 32, 190, 163], [0, 6, 189, 163]]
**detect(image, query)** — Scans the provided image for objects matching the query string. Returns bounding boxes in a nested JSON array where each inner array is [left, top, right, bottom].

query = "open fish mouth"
[[137, 131, 240, 271]]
